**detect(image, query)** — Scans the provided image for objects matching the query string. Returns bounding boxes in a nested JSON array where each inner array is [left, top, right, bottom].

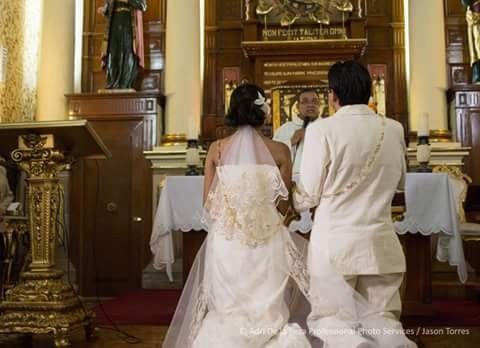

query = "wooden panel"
[[183, 230, 207, 281], [90, 120, 143, 295], [445, 0, 470, 84], [367, 0, 389, 16], [450, 65, 470, 86], [445, 0, 465, 17], [218, 30, 243, 49], [217, 0, 242, 21], [67, 93, 160, 296], [400, 234, 433, 316], [447, 27, 466, 47], [143, 0, 165, 23], [366, 26, 392, 47], [450, 86, 480, 185]]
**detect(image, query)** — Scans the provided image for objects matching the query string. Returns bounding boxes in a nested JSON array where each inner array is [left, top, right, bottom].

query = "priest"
[[273, 88, 321, 174]]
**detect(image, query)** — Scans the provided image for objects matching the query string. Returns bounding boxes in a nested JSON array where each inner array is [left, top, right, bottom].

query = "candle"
[[417, 112, 429, 137]]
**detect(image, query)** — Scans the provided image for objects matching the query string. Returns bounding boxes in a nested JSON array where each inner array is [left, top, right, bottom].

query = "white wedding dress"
[[192, 164, 312, 348], [162, 127, 312, 348]]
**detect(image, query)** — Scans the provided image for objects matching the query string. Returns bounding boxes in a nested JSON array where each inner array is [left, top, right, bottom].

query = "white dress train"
[[191, 165, 311, 348]]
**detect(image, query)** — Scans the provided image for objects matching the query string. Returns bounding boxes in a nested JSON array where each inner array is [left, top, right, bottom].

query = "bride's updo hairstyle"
[[225, 83, 267, 128]]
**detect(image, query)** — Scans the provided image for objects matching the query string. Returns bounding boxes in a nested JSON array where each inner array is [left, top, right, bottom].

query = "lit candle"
[[417, 112, 429, 137]]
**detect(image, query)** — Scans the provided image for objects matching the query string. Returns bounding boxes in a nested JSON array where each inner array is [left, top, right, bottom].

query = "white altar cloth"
[[151, 173, 467, 283], [394, 173, 467, 283]]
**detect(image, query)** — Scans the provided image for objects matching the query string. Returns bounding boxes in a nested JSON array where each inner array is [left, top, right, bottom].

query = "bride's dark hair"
[[225, 83, 266, 128]]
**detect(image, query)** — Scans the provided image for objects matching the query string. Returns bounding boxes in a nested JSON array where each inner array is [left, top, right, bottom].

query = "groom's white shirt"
[[294, 104, 406, 275]]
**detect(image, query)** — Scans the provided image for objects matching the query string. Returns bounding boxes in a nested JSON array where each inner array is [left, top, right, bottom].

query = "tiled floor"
[[1, 326, 479, 347]]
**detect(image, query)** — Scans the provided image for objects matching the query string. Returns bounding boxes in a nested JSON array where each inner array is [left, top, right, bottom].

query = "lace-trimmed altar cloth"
[[150, 173, 467, 283], [394, 173, 467, 283]]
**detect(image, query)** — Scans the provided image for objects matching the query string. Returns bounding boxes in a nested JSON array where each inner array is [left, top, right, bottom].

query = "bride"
[[162, 83, 311, 347]]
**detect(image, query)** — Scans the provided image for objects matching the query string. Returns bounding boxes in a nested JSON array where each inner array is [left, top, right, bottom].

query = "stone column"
[[73, 0, 83, 93], [407, 0, 449, 140], [36, 0, 75, 121], [163, 0, 202, 145]]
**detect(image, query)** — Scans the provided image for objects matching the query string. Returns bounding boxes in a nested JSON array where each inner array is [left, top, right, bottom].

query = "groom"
[[294, 61, 415, 347]]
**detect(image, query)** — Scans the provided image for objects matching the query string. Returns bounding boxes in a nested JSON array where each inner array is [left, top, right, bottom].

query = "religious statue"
[[370, 74, 386, 115], [462, 0, 480, 83], [371, 74, 378, 110], [377, 75, 386, 115], [224, 80, 238, 114], [98, 0, 147, 90]]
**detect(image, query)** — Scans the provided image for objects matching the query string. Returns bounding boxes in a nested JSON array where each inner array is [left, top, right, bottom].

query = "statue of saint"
[[377, 75, 386, 116], [98, 0, 147, 90], [462, 0, 480, 83]]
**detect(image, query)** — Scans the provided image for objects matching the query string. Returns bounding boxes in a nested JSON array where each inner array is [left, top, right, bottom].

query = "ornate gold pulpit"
[[0, 120, 110, 347]]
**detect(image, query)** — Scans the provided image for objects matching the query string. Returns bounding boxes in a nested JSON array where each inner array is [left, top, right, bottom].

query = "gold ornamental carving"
[[0, 132, 94, 347], [255, 0, 357, 28], [257, 0, 332, 26]]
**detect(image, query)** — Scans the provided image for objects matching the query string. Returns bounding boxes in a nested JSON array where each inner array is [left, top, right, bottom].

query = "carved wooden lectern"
[[0, 120, 110, 347]]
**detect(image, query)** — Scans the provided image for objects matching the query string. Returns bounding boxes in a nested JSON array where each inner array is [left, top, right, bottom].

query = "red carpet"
[[403, 301, 480, 327], [94, 290, 480, 327], [93, 289, 181, 326]]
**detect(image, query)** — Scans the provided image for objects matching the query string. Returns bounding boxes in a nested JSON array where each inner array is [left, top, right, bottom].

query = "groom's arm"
[[293, 125, 330, 211]]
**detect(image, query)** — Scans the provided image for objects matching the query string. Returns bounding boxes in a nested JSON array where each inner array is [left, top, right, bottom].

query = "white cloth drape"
[[394, 172, 468, 283], [150, 173, 467, 283], [150, 176, 204, 271]]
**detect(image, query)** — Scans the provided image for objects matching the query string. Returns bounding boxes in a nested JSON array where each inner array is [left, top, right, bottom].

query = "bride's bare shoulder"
[[206, 135, 233, 163], [264, 137, 290, 161]]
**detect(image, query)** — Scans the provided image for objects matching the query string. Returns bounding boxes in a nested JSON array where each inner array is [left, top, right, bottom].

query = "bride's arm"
[[203, 141, 218, 205]]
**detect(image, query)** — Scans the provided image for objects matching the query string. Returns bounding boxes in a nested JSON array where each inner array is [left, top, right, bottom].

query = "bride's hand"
[[283, 206, 301, 227]]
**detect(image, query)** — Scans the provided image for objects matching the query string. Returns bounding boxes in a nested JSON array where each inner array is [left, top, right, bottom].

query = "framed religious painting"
[[367, 64, 387, 116]]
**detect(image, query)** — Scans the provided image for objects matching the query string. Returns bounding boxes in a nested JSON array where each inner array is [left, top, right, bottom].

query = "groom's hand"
[[291, 129, 305, 146]]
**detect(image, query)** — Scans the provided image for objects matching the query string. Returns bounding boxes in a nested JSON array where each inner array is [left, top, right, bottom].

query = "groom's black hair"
[[328, 60, 372, 106], [225, 83, 266, 128]]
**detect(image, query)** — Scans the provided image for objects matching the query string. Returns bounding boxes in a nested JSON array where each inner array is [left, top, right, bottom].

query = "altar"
[[150, 172, 468, 315]]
